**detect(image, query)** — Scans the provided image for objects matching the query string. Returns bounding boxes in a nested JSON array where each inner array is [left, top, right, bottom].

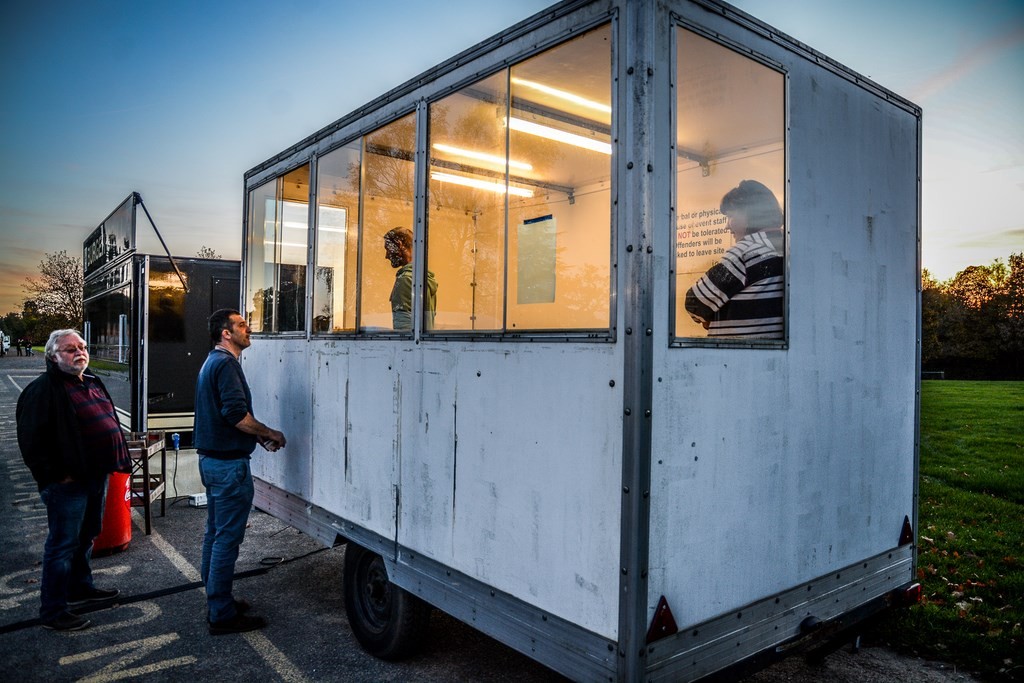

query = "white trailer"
[[238, 1, 921, 680]]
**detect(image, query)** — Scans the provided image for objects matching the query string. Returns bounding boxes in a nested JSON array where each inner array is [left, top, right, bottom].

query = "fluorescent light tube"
[[430, 171, 534, 197], [511, 77, 611, 115], [508, 117, 612, 155], [432, 143, 533, 172]]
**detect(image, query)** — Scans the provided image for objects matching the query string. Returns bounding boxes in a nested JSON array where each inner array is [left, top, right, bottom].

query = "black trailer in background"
[[82, 193, 239, 447]]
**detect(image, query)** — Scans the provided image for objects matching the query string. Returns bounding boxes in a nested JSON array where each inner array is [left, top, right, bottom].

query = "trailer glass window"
[[314, 141, 360, 333], [674, 29, 786, 342], [310, 114, 418, 335], [426, 23, 612, 333], [246, 166, 309, 333], [360, 114, 417, 332]]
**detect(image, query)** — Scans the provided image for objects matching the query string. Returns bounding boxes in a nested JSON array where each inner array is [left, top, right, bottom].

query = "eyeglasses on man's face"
[[59, 343, 88, 355]]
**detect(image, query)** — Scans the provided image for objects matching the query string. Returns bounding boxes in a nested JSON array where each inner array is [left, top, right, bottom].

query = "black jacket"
[[16, 359, 128, 490]]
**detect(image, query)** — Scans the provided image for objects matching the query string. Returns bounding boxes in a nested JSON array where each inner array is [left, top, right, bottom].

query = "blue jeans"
[[39, 476, 108, 621], [199, 456, 254, 623]]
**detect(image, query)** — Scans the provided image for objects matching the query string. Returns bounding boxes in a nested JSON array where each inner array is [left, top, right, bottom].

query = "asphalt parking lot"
[[0, 354, 564, 682]]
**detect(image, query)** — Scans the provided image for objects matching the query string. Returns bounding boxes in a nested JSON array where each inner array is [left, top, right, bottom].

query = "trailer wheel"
[[343, 542, 430, 660]]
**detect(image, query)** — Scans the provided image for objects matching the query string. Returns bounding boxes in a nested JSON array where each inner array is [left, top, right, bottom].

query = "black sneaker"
[[68, 587, 120, 607], [209, 613, 267, 635], [42, 612, 91, 631], [206, 598, 252, 623]]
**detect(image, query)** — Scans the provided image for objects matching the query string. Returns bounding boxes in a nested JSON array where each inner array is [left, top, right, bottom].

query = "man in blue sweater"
[[194, 309, 286, 635]]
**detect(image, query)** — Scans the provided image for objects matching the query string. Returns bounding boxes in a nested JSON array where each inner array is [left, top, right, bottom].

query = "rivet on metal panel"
[[627, 66, 634, 75], [623, 486, 629, 493], [626, 327, 632, 335], [646, 245, 652, 253], [476, 371, 481, 377], [647, 164, 653, 172], [627, 161, 634, 169], [622, 567, 628, 575], [647, 67, 653, 76], [624, 408, 631, 416], [609, 380, 615, 387], [626, 244, 633, 252], [645, 410, 651, 418], [646, 328, 652, 335]]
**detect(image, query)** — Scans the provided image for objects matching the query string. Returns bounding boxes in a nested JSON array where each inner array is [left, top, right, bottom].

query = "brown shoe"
[[209, 613, 267, 635]]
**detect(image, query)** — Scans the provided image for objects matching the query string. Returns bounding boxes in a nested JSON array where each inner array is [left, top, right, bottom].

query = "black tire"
[[342, 542, 430, 660]]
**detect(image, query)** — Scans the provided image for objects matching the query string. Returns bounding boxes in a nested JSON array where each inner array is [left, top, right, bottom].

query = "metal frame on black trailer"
[[82, 194, 241, 448]]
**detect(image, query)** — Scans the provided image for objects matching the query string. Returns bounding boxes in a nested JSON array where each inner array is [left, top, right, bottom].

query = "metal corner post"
[[617, 0, 657, 680]]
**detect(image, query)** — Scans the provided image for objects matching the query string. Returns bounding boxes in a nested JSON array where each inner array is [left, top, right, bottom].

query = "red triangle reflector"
[[646, 595, 679, 644], [898, 515, 914, 546]]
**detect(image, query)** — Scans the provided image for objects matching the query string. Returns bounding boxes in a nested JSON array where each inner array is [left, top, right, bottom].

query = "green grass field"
[[874, 380, 1023, 681]]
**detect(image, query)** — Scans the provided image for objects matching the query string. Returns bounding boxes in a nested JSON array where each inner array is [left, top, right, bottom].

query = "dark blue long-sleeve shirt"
[[193, 348, 257, 459]]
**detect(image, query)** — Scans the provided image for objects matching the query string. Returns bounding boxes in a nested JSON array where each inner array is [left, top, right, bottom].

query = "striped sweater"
[[684, 230, 784, 339]]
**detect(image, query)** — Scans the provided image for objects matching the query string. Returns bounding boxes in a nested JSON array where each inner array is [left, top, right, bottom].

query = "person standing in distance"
[[16, 329, 131, 631], [194, 309, 286, 635]]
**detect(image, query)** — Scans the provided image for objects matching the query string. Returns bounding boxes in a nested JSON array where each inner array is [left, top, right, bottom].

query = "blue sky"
[[1, 0, 1021, 314]]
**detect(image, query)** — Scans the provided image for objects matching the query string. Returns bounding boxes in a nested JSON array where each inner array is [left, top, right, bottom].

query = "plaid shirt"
[[63, 374, 130, 473]]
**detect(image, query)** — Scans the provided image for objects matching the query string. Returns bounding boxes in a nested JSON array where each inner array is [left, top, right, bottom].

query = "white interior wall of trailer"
[[648, 9, 919, 627]]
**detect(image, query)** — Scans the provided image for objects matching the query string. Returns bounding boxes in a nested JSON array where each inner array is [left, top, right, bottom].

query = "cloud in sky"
[[908, 24, 1024, 103]]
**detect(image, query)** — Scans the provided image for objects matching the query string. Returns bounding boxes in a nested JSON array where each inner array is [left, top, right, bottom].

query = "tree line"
[[2, 250, 1021, 379], [923, 252, 1023, 380]]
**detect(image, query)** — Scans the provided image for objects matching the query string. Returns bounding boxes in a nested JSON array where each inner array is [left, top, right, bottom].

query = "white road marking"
[[130, 511, 200, 583], [128, 509, 310, 682], [59, 631, 197, 682]]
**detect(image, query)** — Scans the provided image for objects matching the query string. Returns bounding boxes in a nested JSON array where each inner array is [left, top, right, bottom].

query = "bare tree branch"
[[22, 250, 84, 327]]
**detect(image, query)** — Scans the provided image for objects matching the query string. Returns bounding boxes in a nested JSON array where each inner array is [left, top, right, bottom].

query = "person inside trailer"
[[684, 179, 784, 339], [383, 227, 438, 331]]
